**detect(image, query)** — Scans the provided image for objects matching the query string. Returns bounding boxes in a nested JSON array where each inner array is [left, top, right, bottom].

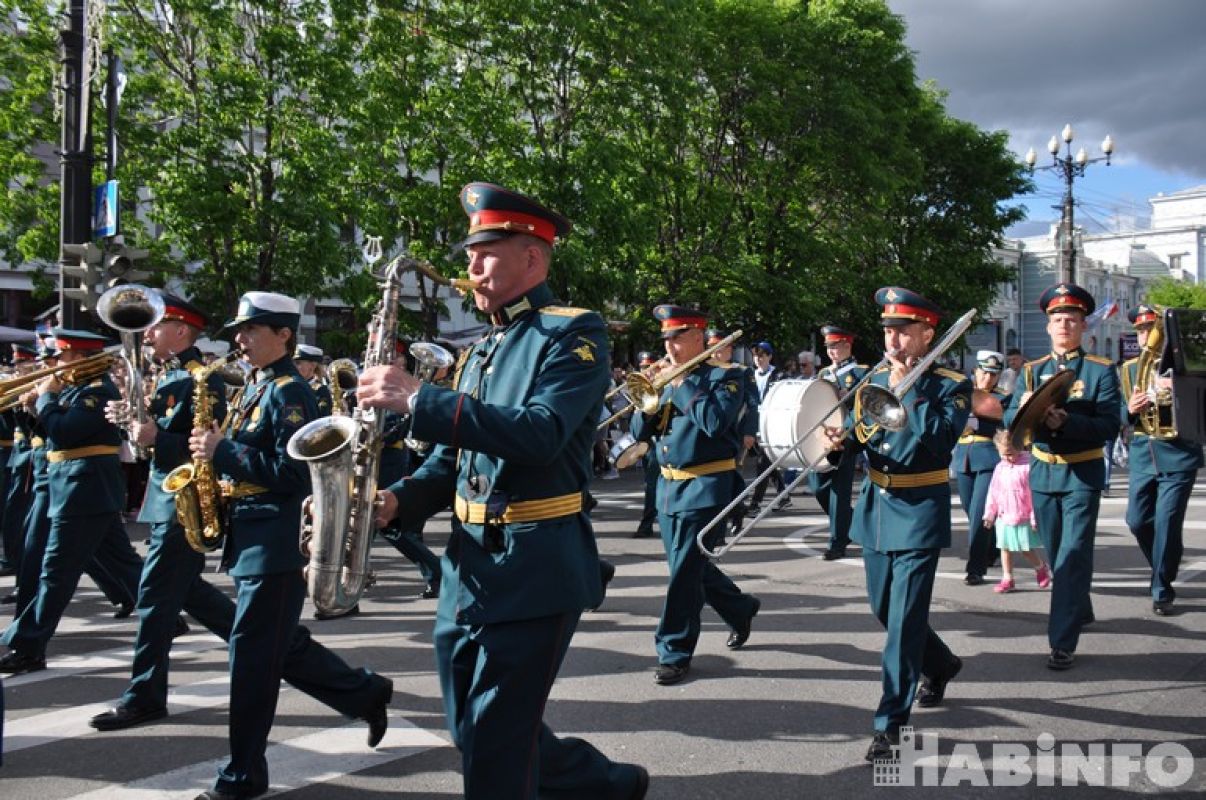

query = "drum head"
[[615, 441, 650, 470], [758, 379, 843, 471]]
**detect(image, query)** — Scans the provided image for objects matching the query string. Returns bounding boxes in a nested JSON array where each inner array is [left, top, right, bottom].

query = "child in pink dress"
[[982, 430, 1052, 594]]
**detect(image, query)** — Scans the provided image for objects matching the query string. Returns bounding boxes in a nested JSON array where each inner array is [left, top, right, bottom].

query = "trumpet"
[[598, 330, 743, 430], [698, 309, 977, 559], [0, 350, 118, 412]]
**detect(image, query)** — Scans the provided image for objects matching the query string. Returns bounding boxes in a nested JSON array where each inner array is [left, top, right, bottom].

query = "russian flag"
[[1085, 297, 1119, 329]]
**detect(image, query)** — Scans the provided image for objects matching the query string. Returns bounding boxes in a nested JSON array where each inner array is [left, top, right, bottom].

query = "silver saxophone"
[[286, 238, 464, 615]]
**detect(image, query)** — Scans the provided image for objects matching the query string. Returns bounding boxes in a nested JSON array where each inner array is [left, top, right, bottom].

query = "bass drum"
[[758, 378, 843, 472]]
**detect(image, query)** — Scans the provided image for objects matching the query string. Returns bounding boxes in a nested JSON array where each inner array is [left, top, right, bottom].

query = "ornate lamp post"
[[1025, 124, 1114, 285]]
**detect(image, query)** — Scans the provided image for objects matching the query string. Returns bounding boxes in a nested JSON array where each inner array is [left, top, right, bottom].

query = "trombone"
[[697, 308, 978, 560], [598, 330, 743, 430], [0, 350, 119, 412]]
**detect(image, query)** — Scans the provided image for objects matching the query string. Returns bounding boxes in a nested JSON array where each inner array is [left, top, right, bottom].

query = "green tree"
[[1145, 277, 1206, 310]]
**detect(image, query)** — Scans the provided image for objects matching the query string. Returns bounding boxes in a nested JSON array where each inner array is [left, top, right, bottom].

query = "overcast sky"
[[888, 0, 1206, 230]]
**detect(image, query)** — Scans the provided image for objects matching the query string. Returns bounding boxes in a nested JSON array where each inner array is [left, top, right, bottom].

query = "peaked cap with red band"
[[456, 182, 571, 250], [637, 350, 657, 366], [820, 324, 855, 344], [875, 287, 942, 328], [52, 327, 110, 352], [1038, 283, 1095, 317], [653, 304, 708, 339], [11, 343, 36, 362], [1128, 303, 1158, 327], [157, 290, 208, 330]]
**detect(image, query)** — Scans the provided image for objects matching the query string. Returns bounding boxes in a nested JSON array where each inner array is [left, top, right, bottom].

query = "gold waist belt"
[[1030, 447, 1104, 465], [660, 458, 737, 481], [387, 441, 408, 449], [46, 445, 120, 463], [220, 480, 270, 499], [868, 467, 949, 489], [957, 434, 992, 445], [0, 439, 13, 447], [454, 492, 583, 525]]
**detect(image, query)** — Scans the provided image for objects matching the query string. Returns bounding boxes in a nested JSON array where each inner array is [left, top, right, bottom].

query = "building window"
[[1170, 254, 1183, 271]]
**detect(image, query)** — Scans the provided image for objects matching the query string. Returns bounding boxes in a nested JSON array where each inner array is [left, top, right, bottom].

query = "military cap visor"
[[821, 325, 854, 344], [654, 304, 708, 339], [222, 291, 302, 332], [11, 344, 37, 361], [52, 327, 111, 352], [976, 349, 1005, 373], [294, 344, 324, 363], [1129, 303, 1158, 327], [1039, 283, 1095, 317], [455, 182, 571, 251], [876, 287, 942, 328], [157, 290, 208, 329]]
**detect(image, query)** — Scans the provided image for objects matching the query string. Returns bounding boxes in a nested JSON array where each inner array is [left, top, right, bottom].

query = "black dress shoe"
[[0, 592, 16, 605], [864, 730, 900, 762], [313, 603, 360, 621], [364, 676, 393, 747], [1047, 648, 1075, 671], [916, 655, 962, 708], [194, 788, 266, 800], [114, 602, 135, 619], [963, 574, 984, 587], [726, 596, 761, 650], [90, 703, 168, 731], [654, 662, 689, 685], [0, 650, 46, 675], [419, 583, 439, 599], [1153, 600, 1174, 616], [627, 763, 650, 799], [822, 548, 847, 561], [632, 525, 656, 539]]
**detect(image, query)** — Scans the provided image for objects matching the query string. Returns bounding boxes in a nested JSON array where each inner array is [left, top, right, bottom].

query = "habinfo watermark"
[[872, 727, 1195, 788]]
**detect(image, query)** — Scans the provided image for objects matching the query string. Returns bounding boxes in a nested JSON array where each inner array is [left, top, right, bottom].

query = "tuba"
[[287, 238, 476, 616], [97, 284, 165, 459], [162, 348, 247, 553], [1133, 309, 1177, 439]]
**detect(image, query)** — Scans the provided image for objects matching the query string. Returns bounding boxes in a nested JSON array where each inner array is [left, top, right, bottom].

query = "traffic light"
[[61, 241, 104, 313], [103, 243, 152, 287]]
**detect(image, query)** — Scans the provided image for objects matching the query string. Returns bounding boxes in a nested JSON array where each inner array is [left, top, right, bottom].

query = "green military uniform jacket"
[[211, 355, 316, 577], [35, 375, 125, 517], [139, 347, 229, 523], [1118, 358, 1204, 474], [1003, 349, 1121, 492], [388, 282, 610, 625]]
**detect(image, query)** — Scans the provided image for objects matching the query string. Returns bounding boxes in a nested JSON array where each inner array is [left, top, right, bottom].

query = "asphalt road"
[[2, 466, 1204, 798]]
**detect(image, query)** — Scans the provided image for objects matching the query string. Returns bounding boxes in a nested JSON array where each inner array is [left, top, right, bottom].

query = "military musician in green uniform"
[[358, 183, 648, 800], [1120, 303, 1203, 617], [294, 344, 333, 416], [809, 325, 867, 560], [837, 288, 969, 762], [1003, 283, 1121, 671], [953, 350, 1009, 584]]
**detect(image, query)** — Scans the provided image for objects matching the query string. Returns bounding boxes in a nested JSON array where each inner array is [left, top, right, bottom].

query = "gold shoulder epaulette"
[[274, 375, 296, 388], [873, 363, 891, 374], [1121, 356, 1139, 369], [934, 366, 966, 382], [1086, 354, 1113, 366], [540, 306, 590, 318], [1025, 355, 1052, 369], [184, 360, 203, 372], [88, 378, 104, 388]]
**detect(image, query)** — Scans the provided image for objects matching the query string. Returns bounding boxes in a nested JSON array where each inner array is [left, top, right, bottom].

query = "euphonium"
[[288, 238, 442, 616], [162, 349, 247, 554], [1134, 309, 1177, 440]]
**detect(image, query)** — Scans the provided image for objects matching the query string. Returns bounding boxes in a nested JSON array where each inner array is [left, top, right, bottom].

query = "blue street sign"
[[94, 179, 118, 238]]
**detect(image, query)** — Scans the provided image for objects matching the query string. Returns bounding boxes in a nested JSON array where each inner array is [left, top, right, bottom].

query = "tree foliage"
[[1145, 277, 1206, 310], [0, 0, 1030, 359]]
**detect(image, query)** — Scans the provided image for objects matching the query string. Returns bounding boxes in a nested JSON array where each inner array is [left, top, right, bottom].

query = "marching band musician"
[[358, 183, 649, 799], [833, 288, 969, 762], [1003, 283, 1120, 671], [707, 327, 758, 539], [0, 330, 144, 675], [1120, 303, 1203, 617], [953, 350, 1009, 585], [187, 292, 391, 800], [0, 344, 37, 603], [629, 305, 761, 687], [808, 325, 867, 560], [293, 343, 332, 416]]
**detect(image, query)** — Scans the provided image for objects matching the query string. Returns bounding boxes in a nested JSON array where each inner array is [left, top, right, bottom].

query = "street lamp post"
[[1025, 124, 1114, 285]]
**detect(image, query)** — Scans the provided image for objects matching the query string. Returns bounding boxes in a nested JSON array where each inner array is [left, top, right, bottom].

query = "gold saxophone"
[[162, 349, 246, 553], [1133, 310, 1177, 440]]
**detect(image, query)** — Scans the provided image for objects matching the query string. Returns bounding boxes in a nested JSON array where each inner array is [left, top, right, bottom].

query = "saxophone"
[[288, 240, 469, 615], [1133, 309, 1177, 440], [162, 348, 247, 553]]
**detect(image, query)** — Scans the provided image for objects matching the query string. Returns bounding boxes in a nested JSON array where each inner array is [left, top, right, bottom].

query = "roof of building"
[[1128, 246, 1170, 277]]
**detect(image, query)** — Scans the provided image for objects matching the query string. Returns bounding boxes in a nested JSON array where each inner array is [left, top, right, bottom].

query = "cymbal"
[[1007, 369, 1076, 450]]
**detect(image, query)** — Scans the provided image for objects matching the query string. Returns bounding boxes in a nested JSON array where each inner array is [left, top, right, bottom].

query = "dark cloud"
[[890, 0, 1206, 175]]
